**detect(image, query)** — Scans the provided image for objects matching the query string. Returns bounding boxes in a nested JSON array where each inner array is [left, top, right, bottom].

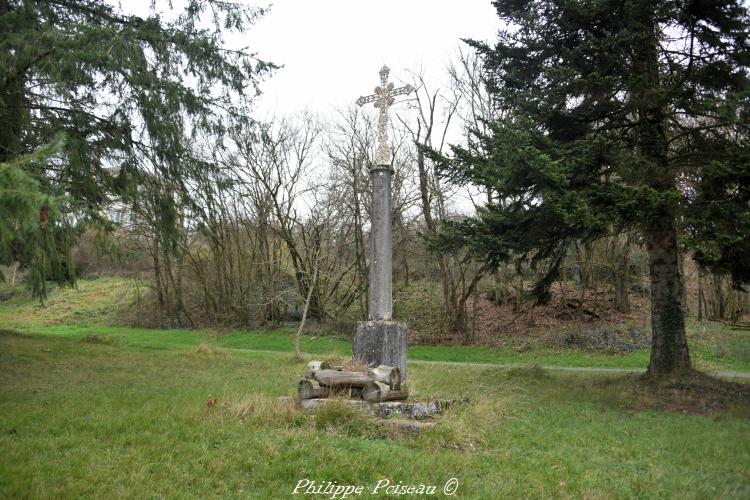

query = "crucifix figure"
[[353, 65, 413, 383], [356, 65, 414, 165]]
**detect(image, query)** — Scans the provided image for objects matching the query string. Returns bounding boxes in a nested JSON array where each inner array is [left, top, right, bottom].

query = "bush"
[[562, 326, 651, 353]]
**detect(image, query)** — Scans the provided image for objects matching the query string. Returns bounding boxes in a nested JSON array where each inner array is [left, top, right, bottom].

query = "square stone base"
[[353, 320, 408, 383]]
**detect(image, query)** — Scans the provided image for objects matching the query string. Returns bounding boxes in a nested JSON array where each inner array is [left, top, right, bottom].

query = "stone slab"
[[376, 418, 437, 433], [288, 397, 466, 420]]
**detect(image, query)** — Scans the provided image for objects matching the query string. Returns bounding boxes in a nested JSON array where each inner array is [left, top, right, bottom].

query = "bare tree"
[[324, 107, 376, 317], [397, 67, 487, 336], [228, 114, 328, 317]]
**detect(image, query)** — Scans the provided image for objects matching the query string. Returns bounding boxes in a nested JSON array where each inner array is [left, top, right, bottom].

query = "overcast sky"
[[244, 0, 501, 117], [125, 0, 501, 212]]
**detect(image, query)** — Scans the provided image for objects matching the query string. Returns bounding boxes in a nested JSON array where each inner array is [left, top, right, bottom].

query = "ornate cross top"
[[356, 65, 414, 165]]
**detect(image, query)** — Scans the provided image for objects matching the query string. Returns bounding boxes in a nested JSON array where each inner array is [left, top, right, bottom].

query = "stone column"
[[368, 164, 393, 321]]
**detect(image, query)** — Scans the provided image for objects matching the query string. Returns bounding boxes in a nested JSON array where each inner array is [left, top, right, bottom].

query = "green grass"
[[1, 281, 749, 497], [0, 276, 137, 326], [1, 330, 748, 498], [1, 276, 749, 372], [0, 322, 722, 372]]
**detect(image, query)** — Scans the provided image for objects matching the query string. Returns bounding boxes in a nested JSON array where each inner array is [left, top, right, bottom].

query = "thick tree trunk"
[[645, 217, 691, 375], [633, 5, 691, 376]]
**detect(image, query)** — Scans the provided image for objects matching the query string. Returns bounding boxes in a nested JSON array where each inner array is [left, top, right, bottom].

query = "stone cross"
[[356, 65, 414, 165], [353, 65, 412, 383], [355, 65, 413, 321]]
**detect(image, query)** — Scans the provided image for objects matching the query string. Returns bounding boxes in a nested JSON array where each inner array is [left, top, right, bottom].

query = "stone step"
[[281, 396, 467, 419]]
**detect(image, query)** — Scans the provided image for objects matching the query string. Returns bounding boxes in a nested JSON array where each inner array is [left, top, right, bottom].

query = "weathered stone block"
[[353, 320, 408, 383], [288, 397, 467, 419]]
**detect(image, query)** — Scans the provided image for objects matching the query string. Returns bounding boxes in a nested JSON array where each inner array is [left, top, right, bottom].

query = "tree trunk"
[[612, 235, 631, 314], [0, 48, 26, 164], [10, 261, 18, 288], [151, 239, 165, 311], [363, 381, 409, 403], [645, 217, 691, 375], [558, 264, 567, 308], [367, 365, 401, 390], [294, 265, 317, 360], [298, 379, 325, 400], [615, 254, 630, 314], [635, 5, 692, 376], [697, 267, 705, 322], [304, 361, 322, 380], [711, 273, 727, 319], [314, 369, 374, 387]]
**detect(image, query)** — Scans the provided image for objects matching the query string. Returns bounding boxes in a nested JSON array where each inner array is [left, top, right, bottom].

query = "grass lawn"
[[1, 330, 749, 498], [1, 280, 749, 497]]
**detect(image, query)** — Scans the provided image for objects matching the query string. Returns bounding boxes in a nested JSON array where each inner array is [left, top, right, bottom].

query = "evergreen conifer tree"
[[0, 0, 272, 299], [434, 0, 750, 375]]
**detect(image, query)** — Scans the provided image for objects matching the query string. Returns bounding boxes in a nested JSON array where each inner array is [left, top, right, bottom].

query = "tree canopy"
[[0, 0, 273, 298], [432, 0, 750, 374]]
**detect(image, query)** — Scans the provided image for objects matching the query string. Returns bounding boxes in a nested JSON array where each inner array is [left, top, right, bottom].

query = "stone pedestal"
[[353, 320, 408, 383]]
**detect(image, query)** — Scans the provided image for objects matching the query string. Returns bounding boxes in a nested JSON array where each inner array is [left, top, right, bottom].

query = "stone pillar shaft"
[[368, 164, 393, 321]]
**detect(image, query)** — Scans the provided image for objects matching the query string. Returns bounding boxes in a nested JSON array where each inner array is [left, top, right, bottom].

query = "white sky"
[[244, 0, 501, 117]]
